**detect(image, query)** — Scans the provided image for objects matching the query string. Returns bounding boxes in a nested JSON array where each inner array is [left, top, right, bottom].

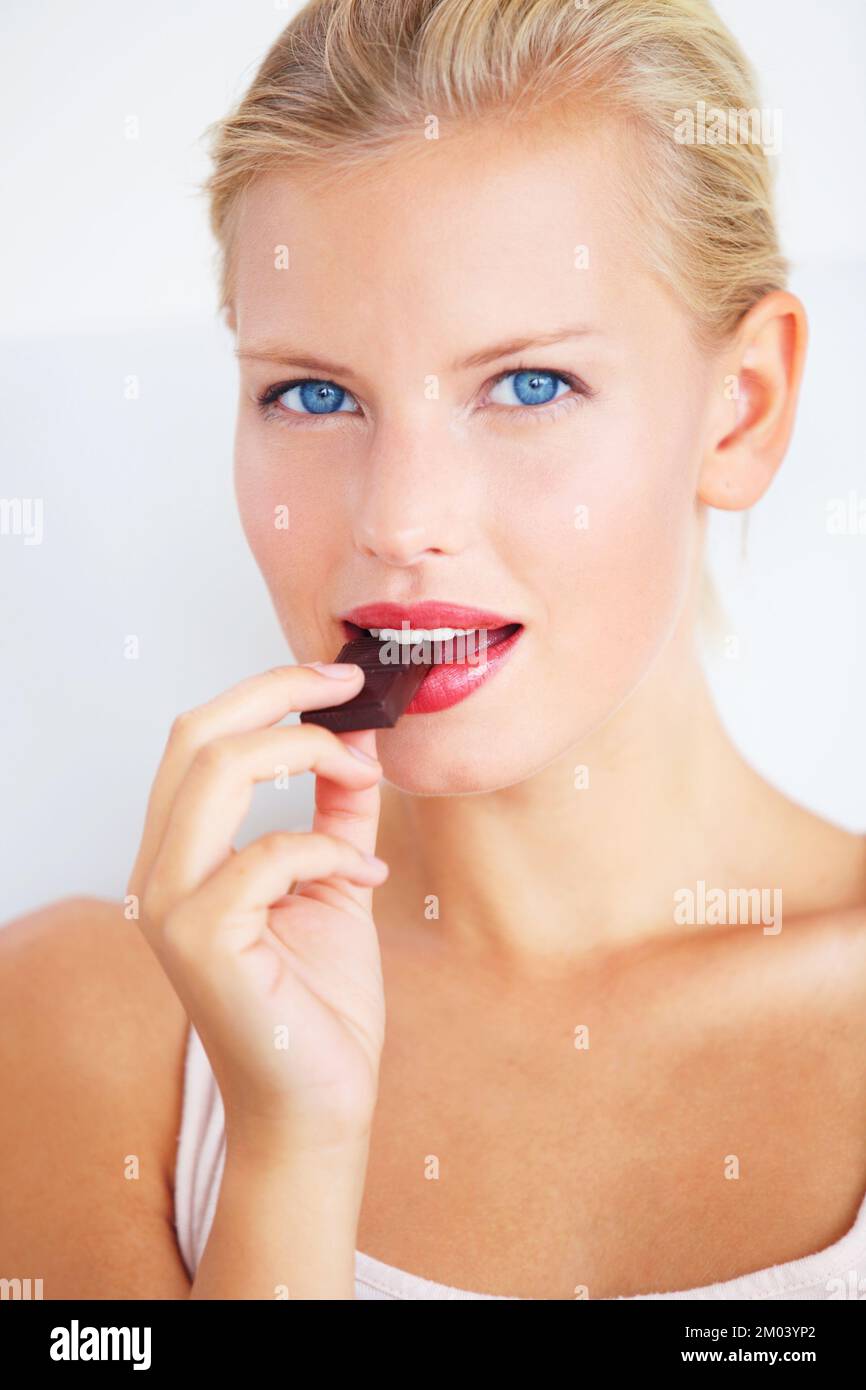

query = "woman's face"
[[232, 117, 720, 794]]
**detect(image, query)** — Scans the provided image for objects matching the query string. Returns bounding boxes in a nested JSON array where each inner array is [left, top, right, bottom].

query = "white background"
[[1, 0, 864, 920]]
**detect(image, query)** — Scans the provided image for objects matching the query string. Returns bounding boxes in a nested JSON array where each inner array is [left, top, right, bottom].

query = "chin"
[[376, 720, 567, 797], [380, 759, 523, 797]]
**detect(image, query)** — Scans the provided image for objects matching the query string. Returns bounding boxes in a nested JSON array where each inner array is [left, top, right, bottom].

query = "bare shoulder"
[[737, 899, 866, 1215], [0, 896, 191, 1297], [0, 895, 190, 1122], [681, 811, 866, 1026], [787, 898, 866, 1019], [690, 897, 866, 1025], [640, 866, 866, 1079], [788, 899, 866, 1051]]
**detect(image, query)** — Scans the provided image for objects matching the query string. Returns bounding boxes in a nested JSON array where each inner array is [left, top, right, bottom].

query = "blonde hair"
[[201, 0, 787, 347]]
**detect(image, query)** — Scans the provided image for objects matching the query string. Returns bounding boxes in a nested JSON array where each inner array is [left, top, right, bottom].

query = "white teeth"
[[368, 626, 480, 643]]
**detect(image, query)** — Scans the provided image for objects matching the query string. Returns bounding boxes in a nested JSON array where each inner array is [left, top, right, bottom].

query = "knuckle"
[[256, 830, 296, 858], [167, 708, 199, 748], [192, 738, 231, 776]]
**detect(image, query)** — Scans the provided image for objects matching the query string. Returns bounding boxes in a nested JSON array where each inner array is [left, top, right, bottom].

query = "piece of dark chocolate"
[[300, 630, 435, 732]]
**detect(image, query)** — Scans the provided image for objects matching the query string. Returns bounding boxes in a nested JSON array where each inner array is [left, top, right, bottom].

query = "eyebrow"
[[234, 325, 598, 378]]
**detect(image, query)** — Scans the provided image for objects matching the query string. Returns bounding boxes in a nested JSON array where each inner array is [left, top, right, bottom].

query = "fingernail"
[[346, 743, 380, 764], [308, 662, 361, 679]]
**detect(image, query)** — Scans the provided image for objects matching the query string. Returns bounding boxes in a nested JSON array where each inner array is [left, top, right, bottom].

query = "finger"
[[161, 830, 388, 957], [142, 724, 382, 924], [127, 662, 365, 901], [305, 728, 384, 913]]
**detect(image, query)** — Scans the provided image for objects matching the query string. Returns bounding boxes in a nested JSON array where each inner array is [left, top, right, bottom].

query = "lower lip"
[[344, 623, 524, 715]]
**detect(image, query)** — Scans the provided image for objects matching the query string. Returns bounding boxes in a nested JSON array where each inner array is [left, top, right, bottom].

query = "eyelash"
[[254, 363, 595, 426]]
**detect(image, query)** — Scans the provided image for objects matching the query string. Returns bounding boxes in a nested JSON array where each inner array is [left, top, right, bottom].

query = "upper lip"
[[339, 601, 523, 630]]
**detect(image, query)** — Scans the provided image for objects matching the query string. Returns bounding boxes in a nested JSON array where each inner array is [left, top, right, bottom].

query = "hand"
[[127, 663, 390, 1152]]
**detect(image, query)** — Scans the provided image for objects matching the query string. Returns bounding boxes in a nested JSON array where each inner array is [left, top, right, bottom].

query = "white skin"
[[118, 112, 864, 1298], [230, 114, 863, 963], [5, 111, 866, 1305]]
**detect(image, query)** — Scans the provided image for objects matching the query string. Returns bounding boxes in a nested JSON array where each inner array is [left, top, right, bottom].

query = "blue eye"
[[256, 365, 591, 425], [258, 379, 360, 416], [488, 369, 572, 408]]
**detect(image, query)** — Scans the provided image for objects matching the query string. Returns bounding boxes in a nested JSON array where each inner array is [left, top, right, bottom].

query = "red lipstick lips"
[[339, 601, 521, 632], [334, 601, 525, 717]]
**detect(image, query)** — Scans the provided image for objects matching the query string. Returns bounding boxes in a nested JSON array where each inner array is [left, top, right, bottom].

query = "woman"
[[3, 0, 865, 1301]]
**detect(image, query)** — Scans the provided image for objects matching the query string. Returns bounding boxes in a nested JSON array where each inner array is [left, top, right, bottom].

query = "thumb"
[[304, 728, 384, 911]]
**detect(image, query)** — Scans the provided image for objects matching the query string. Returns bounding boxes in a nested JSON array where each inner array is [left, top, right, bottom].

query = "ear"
[[698, 290, 808, 511]]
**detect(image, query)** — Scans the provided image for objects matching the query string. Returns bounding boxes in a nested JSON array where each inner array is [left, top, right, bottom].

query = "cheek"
[[502, 413, 699, 710], [581, 446, 695, 612], [233, 429, 346, 613], [506, 410, 696, 594]]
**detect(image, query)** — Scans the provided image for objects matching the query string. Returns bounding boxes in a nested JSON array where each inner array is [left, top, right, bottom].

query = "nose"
[[352, 423, 473, 566]]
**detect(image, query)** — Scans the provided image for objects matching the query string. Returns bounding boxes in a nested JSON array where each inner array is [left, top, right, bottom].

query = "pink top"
[[173, 1024, 866, 1300]]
